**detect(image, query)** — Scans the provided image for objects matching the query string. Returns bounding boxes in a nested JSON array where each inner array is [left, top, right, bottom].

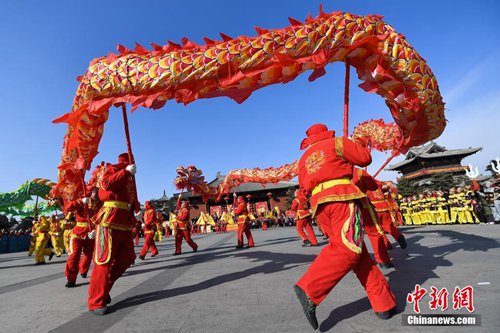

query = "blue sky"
[[1, 0, 499, 203]]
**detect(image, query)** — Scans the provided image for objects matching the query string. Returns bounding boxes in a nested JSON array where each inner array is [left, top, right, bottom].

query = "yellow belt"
[[144, 230, 154, 234], [103, 200, 131, 210], [311, 178, 352, 196], [76, 222, 89, 227], [371, 200, 386, 204]]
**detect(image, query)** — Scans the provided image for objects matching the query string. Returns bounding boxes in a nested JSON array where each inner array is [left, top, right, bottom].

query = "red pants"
[[175, 229, 198, 254], [134, 232, 140, 245], [88, 228, 135, 310], [296, 201, 396, 313], [378, 211, 402, 241], [361, 206, 391, 264], [237, 223, 255, 247], [296, 218, 318, 245], [65, 237, 94, 283], [139, 232, 158, 257]]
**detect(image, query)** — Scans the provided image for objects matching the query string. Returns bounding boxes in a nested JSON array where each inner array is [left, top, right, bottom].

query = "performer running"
[[87, 153, 139, 315], [232, 193, 255, 249], [292, 124, 396, 330], [353, 168, 393, 268], [155, 211, 165, 242], [33, 216, 54, 265], [367, 182, 407, 250], [64, 187, 101, 287], [62, 212, 76, 254], [291, 189, 318, 247], [173, 196, 198, 255], [28, 220, 39, 256], [49, 215, 64, 257], [139, 201, 159, 260]]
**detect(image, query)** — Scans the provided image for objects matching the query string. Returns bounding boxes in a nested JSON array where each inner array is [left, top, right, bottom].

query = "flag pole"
[[121, 104, 140, 212], [343, 59, 351, 138]]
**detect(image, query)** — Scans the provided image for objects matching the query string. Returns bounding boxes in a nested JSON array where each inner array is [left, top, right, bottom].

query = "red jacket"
[[95, 163, 136, 230], [291, 193, 311, 220], [298, 136, 371, 214], [367, 181, 391, 212], [65, 198, 101, 238], [142, 201, 156, 233], [234, 202, 249, 223]]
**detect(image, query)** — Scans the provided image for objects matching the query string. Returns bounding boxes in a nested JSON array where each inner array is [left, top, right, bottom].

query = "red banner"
[[255, 202, 268, 213]]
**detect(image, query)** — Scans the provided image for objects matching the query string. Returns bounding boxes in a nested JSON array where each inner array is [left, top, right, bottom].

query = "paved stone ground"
[[0, 224, 499, 333]]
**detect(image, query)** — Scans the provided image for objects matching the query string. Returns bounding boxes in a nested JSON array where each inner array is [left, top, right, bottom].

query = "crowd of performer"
[[13, 123, 500, 329], [398, 186, 495, 224]]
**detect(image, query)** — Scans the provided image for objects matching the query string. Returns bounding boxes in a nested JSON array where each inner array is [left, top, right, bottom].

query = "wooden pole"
[[121, 104, 140, 212], [33, 195, 39, 220], [373, 153, 397, 178], [343, 59, 351, 138]]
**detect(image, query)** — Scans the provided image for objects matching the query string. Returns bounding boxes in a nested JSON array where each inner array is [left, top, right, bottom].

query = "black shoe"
[[139, 255, 145, 260], [379, 262, 394, 269], [151, 253, 158, 257], [193, 246, 198, 253], [173, 252, 181, 256], [293, 285, 318, 330], [397, 235, 407, 249], [375, 306, 397, 320], [106, 296, 112, 305], [90, 307, 108, 316], [302, 240, 311, 247], [56, 255, 61, 257], [386, 243, 393, 250], [80, 273, 87, 278], [322, 236, 328, 240], [65, 281, 76, 288], [35, 262, 46, 265], [49, 252, 55, 261], [235, 246, 243, 249]]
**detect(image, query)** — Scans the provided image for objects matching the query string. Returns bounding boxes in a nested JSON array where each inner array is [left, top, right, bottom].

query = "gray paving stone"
[[0, 225, 498, 332]]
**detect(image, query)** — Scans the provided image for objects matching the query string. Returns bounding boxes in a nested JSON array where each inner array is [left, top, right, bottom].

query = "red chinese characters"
[[407, 284, 427, 313]]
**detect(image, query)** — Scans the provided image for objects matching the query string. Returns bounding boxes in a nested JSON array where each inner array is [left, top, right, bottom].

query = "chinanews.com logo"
[[403, 284, 481, 326]]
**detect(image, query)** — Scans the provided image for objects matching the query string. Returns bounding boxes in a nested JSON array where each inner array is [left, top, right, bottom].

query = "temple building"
[[151, 172, 299, 218], [386, 141, 481, 183]]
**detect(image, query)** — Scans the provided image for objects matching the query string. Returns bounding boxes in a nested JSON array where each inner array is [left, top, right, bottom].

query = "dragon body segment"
[[53, 8, 445, 203]]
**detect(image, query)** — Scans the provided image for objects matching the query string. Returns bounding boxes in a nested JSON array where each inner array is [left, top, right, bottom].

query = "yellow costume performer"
[[34, 216, 54, 264], [49, 216, 65, 257]]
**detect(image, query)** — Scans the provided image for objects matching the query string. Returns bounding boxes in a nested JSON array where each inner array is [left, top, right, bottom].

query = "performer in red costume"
[[291, 189, 318, 247], [233, 194, 255, 248], [139, 201, 159, 260], [87, 153, 139, 315], [352, 168, 393, 268], [293, 124, 396, 330], [174, 196, 198, 255], [367, 182, 407, 250], [64, 186, 102, 287]]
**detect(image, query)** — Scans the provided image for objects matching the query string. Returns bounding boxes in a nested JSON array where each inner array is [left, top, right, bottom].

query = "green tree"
[[396, 178, 418, 197], [0, 214, 9, 229], [426, 173, 459, 192], [285, 187, 297, 210]]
